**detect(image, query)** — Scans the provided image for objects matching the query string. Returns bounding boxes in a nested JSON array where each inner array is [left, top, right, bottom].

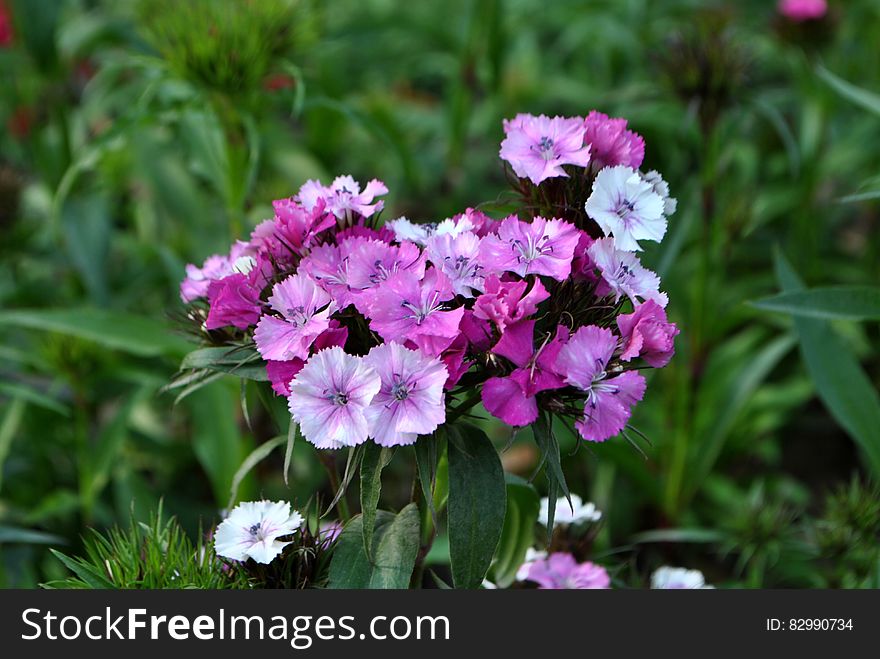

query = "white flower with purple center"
[[387, 215, 475, 246], [651, 566, 713, 589], [499, 114, 592, 185], [585, 165, 666, 252], [287, 347, 382, 449], [363, 342, 448, 447], [555, 325, 647, 443], [426, 231, 485, 297], [213, 500, 303, 564], [254, 274, 335, 361], [538, 494, 602, 528], [478, 215, 580, 281], [587, 237, 668, 308]]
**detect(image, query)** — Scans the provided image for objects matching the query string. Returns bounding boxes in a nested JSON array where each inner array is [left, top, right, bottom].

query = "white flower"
[[585, 165, 666, 251], [538, 494, 602, 528], [650, 566, 713, 589], [642, 170, 677, 216], [214, 500, 304, 564], [387, 215, 475, 246], [515, 547, 548, 581]]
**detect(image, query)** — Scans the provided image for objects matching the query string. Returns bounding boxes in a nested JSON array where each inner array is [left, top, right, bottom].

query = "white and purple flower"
[[254, 274, 335, 362], [585, 165, 667, 252], [213, 500, 303, 564], [500, 114, 592, 185]]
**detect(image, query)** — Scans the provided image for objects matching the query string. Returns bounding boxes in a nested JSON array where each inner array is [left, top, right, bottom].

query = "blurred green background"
[[2, 0, 879, 588]]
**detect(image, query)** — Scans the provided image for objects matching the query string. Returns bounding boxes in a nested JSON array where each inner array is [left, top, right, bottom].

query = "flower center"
[[248, 523, 264, 540], [286, 305, 311, 327], [401, 290, 445, 325], [511, 234, 553, 264], [391, 381, 410, 401], [368, 259, 392, 284], [446, 254, 481, 280], [615, 198, 636, 220], [533, 136, 555, 160]]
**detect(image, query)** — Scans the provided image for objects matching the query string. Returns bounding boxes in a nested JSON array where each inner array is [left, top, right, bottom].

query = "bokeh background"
[[2, 0, 879, 588]]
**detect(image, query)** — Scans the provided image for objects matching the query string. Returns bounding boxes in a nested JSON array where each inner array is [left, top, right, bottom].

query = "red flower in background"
[[0, 0, 13, 47]]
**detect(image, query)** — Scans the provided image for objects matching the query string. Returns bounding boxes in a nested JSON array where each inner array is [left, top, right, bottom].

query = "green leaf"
[[447, 423, 506, 589], [227, 436, 286, 510], [50, 549, 115, 589], [414, 435, 439, 524], [490, 474, 540, 588], [775, 251, 880, 477], [360, 443, 393, 560], [630, 528, 725, 544], [283, 420, 296, 486], [179, 347, 269, 381], [532, 413, 570, 535], [752, 286, 880, 321], [0, 381, 69, 416], [818, 66, 880, 117], [0, 398, 26, 493], [0, 308, 191, 358], [0, 525, 66, 545], [327, 504, 420, 589]]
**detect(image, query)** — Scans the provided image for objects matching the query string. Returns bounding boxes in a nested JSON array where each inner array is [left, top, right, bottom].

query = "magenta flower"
[[585, 165, 667, 252], [426, 231, 485, 297], [582, 110, 645, 171], [205, 273, 264, 330], [473, 275, 550, 334], [298, 242, 354, 309], [481, 320, 568, 427], [254, 274, 334, 361], [287, 347, 381, 449], [364, 268, 464, 356], [299, 175, 388, 220], [556, 325, 646, 442], [439, 333, 471, 389], [363, 343, 448, 447], [180, 240, 254, 302], [587, 238, 668, 308], [346, 238, 425, 302], [523, 553, 610, 589], [570, 230, 599, 282], [778, 0, 827, 21], [617, 300, 679, 368], [478, 216, 580, 281], [500, 114, 591, 185]]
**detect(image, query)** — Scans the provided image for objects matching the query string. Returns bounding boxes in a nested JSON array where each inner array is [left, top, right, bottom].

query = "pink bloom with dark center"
[[426, 231, 485, 297], [265, 321, 349, 396], [481, 321, 568, 427], [617, 299, 679, 368], [500, 114, 591, 185], [588, 238, 668, 308], [298, 175, 388, 220], [523, 553, 610, 589], [582, 110, 645, 171], [556, 325, 647, 442], [254, 274, 334, 361], [478, 216, 580, 281]]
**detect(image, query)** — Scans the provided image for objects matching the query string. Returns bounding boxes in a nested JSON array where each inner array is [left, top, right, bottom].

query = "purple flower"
[[345, 239, 426, 310], [298, 242, 354, 309], [499, 114, 591, 185], [778, 0, 827, 22], [587, 238, 668, 308], [617, 300, 679, 368], [299, 175, 388, 220], [472, 275, 549, 334], [426, 231, 485, 297], [585, 166, 666, 252], [204, 255, 270, 330], [363, 342, 448, 447], [478, 216, 580, 281], [523, 553, 610, 589], [180, 240, 254, 302], [265, 322, 349, 396], [556, 325, 646, 442], [481, 320, 567, 427], [582, 110, 645, 170], [363, 268, 464, 356], [254, 274, 334, 361], [287, 347, 381, 449]]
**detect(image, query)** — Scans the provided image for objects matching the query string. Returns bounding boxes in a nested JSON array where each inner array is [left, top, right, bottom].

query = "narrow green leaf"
[[447, 423, 506, 589], [0, 308, 190, 357], [630, 528, 725, 544], [360, 443, 393, 560], [283, 420, 296, 486], [775, 251, 880, 477], [50, 549, 114, 588], [414, 435, 439, 525], [227, 436, 286, 510], [532, 413, 569, 535], [818, 65, 880, 117], [752, 286, 880, 321], [491, 475, 540, 588], [0, 398, 26, 493], [0, 381, 69, 416], [0, 525, 66, 545]]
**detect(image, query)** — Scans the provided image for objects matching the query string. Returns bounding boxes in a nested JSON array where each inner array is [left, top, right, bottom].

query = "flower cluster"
[[180, 110, 678, 448]]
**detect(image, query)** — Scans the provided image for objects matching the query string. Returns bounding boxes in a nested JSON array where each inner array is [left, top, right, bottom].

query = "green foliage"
[[489, 475, 540, 588], [45, 508, 249, 589]]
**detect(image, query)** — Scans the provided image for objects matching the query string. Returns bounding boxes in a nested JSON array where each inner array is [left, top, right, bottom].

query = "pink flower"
[[363, 268, 464, 356], [570, 231, 598, 282], [363, 343, 448, 447], [438, 333, 471, 388], [523, 553, 610, 589], [778, 0, 827, 21], [205, 273, 264, 330], [478, 216, 580, 281], [287, 347, 381, 449], [265, 322, 349, 396], [299, 175, 388, 220], [298, 242, 354, 309], [180, 240, 254, 302], [254, 274, 334, 361], [346, 239, 426, 306], [472, 275, 550, 334], [251, 197, 335, 262], [450, 208, 498, 238], [426, 231, 485, 297], [582, 110, 645, 171], [481, 321, 567, 427], [587, 238, 668, 308], [499, 114, 591, 185], [617, 300, 678, 368], [556, 325, 646, 442]]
